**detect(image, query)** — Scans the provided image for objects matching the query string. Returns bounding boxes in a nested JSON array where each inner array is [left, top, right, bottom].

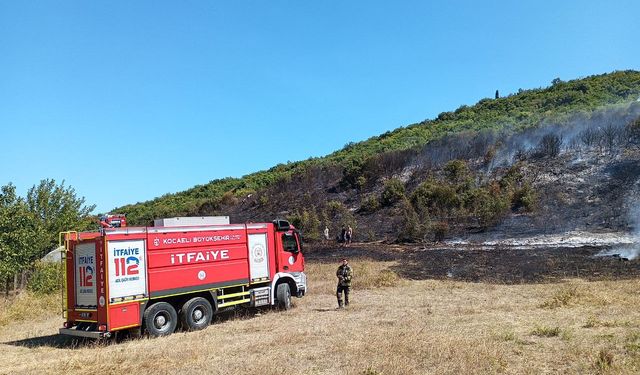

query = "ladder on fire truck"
[[58, 231, 78, 319]]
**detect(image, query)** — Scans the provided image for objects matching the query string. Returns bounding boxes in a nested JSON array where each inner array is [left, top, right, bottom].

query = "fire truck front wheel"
[[276, 283, 292, 310], [144, 302, 178, 337], [181, 297, 213, 331]]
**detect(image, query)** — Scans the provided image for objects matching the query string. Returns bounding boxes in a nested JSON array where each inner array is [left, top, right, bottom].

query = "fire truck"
[[59, 217, 306, 338], [99, 214, 127, 228]]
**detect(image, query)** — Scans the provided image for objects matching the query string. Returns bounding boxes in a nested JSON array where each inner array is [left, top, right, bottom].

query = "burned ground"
[[305, 243, 640, 284]]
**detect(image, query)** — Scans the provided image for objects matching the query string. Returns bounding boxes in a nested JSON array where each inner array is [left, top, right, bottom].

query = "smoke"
[[410, 102, 640, 174], [596, 181, 640, 260], [596, 247, 640, 260], [487, 102, 640, 171]]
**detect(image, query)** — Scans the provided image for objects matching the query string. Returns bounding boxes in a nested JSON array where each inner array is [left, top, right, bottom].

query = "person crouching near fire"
[[336, 258, 353, 308]]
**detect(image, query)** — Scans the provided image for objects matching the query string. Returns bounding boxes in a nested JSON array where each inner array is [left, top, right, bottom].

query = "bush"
[[512, 183, 537, 211], [381, 178, 405, 206], [28, 261, 62, 295], [288, 208, 321, 241], [411, 181, 460, 217], [359, 195, 380, 213], [443, 160, 468, 183], [432, 221, 449, 242], [397, 199, 422, 242], [465, 187, 509, 228]]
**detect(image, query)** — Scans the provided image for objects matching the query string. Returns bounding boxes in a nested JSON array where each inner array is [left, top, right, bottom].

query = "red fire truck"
[[59, 218, 306, 338]]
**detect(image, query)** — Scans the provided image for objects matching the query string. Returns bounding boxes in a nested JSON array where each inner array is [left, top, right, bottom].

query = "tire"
[[144, 302, 178, 337], [276, 283, 292, 310], [180, 297, 213, 331]]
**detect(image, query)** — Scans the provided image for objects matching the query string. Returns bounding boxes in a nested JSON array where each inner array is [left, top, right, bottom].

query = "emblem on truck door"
[[198, 270, 206, 280], [252, 244, 265, 263]]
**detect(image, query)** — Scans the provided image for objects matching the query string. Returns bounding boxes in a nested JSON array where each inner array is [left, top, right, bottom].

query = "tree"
[[0, 184, 47, 296], [26, 179, 96, 255]]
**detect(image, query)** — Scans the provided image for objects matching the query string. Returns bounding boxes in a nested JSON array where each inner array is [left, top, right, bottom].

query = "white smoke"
[[595, 247, 640, 260], [596, 184, 640, 260]]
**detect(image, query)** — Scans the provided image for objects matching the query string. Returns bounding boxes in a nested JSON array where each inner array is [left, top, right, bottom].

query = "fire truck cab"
[[59, 218, 306, 338]]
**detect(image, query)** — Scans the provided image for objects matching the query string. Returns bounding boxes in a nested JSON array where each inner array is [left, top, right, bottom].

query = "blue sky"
[[1, 1, 639, 213]]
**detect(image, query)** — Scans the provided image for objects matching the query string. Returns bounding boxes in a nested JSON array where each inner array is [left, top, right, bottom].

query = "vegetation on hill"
[[0, 180, 94, 297], [115, 71, 640, 225]]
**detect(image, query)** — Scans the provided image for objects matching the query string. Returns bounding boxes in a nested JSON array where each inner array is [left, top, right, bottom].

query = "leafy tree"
[[0, 184, 48, 295], [26, 179, 96, 254]]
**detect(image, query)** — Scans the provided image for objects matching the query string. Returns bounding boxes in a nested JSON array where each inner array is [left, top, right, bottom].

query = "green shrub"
[[530, 325, 561, 337], [443, 159, 469, 183], [465, 186, 509, 228], [512, 183, 537, 211], [397, 199, 422, 242], [411, 180, 460, 217], [28, 261, 62, 295], [381, 178, 406, 206], [359, 195, 380, 213]]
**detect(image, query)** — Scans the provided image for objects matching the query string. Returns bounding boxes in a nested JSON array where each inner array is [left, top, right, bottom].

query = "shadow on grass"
[[2, 307, 273, 349], [2, 333, 91, 349]]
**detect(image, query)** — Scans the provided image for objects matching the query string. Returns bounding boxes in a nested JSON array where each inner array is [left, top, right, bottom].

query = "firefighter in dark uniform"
[[336, 258, 353, 308]]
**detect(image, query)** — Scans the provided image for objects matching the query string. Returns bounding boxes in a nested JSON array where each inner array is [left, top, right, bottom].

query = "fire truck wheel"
[[181, 297, 213, 331], [276, 283, 292, 310], [144, 302, 178, 337]]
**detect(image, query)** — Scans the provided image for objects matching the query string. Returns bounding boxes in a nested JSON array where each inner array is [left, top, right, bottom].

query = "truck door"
[[74, 241, 98, 308], [277, 231, 304, 273], [248, 233, 270, 281]]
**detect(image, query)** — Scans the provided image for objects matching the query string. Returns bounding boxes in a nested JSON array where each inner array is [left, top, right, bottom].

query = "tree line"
[[0, 179, 95, 297]]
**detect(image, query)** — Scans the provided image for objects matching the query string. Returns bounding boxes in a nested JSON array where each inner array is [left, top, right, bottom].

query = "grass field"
[[1, 259, 640, 374]]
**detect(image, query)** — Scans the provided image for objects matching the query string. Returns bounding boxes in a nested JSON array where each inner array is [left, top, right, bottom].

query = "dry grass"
[[1, 261, 640, 374], [0, 292, 59, 327]]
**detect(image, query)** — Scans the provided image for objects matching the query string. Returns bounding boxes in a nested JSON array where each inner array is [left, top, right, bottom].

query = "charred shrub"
[[625, 116, 640, 148], [533, 134, 563, 158], [381, 178, 406, 206]]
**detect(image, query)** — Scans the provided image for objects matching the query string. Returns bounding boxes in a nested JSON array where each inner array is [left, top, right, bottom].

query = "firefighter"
[[336, 258, 353, 308]]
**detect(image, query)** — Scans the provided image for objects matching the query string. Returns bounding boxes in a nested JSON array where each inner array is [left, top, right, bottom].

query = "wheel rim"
[[154, 313, 168, 330], [192, 307, 205, 323]]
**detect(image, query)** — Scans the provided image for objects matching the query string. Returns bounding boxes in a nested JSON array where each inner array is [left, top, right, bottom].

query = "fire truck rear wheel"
[[144, 302, 178, 337], [276, 283, 292, 310], [181, 297, 213, 331]]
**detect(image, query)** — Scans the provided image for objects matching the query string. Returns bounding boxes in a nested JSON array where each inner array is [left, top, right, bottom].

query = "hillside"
[[115, 71, 640, 243]]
